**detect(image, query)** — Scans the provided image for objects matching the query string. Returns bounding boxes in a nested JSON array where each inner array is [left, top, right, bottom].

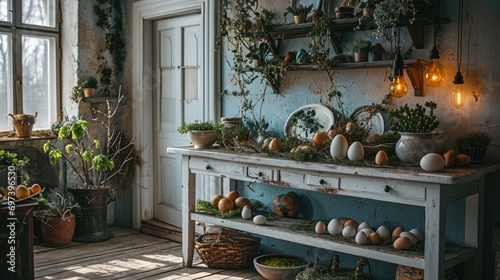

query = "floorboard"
[[34, 226, 265, 280]]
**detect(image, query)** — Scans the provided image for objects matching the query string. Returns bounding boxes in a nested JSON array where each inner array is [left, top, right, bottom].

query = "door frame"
[[131, 0, 220, 230]]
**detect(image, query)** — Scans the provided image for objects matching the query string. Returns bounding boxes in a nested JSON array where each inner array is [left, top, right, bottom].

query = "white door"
[[152, 15, 204, 227]]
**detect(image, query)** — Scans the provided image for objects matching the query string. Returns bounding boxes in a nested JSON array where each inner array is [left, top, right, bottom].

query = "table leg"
[[182, 155, 196, 267], [425, 185, 446, 279]]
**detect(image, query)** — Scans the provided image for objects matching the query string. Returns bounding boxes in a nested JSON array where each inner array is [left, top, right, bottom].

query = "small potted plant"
[[351, 40, 372, 62], [285, 4, 314, 24], [388, 102, 442, 164], [35, 189, 78, 246], [454, 131, 492, 162], [359, 0, 380, 16], [177, 121, 226, 149], [71, 76, 98, 103], [334, 0, 356, 19]]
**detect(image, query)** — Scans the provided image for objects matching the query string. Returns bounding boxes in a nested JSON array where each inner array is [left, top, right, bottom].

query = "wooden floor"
[[34, 226, 265, 280]]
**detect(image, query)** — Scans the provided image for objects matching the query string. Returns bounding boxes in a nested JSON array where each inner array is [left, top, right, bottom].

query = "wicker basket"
[[195, 230, 260, 269]]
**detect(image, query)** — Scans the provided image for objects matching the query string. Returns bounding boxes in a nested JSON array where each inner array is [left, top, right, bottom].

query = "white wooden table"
[[167, 147, 500, 279]]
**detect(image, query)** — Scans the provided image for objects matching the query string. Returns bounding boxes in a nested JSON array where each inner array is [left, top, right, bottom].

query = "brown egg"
[[456, 154, 471, 166], [393, 236, 412, 250], [339, 217, 350, 225], [392, 226, 405, 241], [375, 150, 389, 165], [344, 219, 358, 229], [312, 132, 325, 148], [369, 232, 381, 244], [226, 190, 239, 201], [365, 133, 380, 143], [211, 194, 224, 207], [443, 149, 457, 168], [268, 138, 282, 151]]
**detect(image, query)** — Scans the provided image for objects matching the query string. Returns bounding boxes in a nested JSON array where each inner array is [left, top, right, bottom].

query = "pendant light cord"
[[457, 0, 463, 73]]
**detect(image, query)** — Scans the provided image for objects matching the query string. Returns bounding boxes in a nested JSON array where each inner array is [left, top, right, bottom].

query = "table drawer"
[[247, 166, 279, 181], [190, 158, 245, 177], [339, 177, 426, 202]]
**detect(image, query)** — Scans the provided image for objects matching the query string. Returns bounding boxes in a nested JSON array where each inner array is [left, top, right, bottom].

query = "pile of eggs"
[[314, 218, 423, 250]]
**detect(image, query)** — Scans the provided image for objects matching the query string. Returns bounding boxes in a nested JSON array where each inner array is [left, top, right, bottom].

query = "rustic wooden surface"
[[34, 226, 265, 280]]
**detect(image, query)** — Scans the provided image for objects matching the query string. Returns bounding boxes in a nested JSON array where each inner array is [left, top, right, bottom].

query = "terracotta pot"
[[41, 213, 75, 247], [9, 112, 37, 138], [354, 52, 368, 62], [83, 88, 95, 97], [334, 7, 355, 19], [293, 15, 306, 24]]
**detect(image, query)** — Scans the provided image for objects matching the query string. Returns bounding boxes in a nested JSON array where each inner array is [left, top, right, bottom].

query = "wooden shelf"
[[191, 212, 475, 270], [251, 59, 430, 96], [267, 14, 450, 53]]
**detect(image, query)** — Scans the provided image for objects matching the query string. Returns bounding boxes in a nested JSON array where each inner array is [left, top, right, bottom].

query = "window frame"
[[0, 0, 60, 131]]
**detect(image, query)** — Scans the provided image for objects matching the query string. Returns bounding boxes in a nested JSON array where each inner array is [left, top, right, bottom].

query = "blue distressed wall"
[[221, 0, 500, 278]]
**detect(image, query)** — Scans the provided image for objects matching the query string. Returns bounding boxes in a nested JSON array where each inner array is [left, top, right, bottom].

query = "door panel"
[[153, 15, 202, 227]]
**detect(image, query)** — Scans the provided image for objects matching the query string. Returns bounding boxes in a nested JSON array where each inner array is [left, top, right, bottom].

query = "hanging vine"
[[94, 0, 126, 95]]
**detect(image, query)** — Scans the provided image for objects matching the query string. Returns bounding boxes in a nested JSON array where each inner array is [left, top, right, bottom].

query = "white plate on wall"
[[350, 106, 385, 137], [284, 103, 335, 139]]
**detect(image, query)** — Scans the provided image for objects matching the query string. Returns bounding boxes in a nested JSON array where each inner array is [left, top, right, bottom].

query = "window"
[[0, 0, 59, 131]]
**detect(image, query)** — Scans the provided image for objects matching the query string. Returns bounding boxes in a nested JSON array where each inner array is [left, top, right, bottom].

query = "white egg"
[[376, 225, 390, 240], [355, 231, 368, 244], [409, 228, 424, 241], [315, 221, 326, 234], [360, 228, 374, 237], [357, 221, 371, 232], [330, 134, 348, 159], [347, 141, 365, 161], [241, 206, 252, 220], [420, 153, 445, 171], [327, 219, 343, 235], [400, 231, 418, 246], [253, 215, 267, 225], [342, 225, 357, 238]]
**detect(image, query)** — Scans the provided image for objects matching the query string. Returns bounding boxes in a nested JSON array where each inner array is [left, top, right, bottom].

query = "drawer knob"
[[384, 185, 392, 193], [205, 165, 211, 170], [258, 172, 263, 177], [319, 179, 325, 185]]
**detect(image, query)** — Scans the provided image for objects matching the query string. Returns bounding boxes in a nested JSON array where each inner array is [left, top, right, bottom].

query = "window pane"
[[22, 35, 56, 129], [0, 32, 13, 131], [0, 0, 12, 23], [22, 0, 56, 28]]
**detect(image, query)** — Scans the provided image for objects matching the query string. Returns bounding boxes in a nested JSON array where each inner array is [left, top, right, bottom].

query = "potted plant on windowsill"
[[177, 122, 226, 149], [359, 0, 380, 16], [35, 190, 78, 247], [388, 101, 443, 164]]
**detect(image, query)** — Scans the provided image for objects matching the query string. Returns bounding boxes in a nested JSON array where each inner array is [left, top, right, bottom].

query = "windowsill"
[[0, 130, 56, 142]]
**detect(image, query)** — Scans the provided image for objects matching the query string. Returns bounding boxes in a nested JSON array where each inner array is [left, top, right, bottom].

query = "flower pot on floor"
[[41, 213, 75, 247]]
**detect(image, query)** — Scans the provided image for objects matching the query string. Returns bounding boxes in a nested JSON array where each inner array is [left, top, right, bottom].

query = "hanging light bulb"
[[451, 71, 464, 108], [424, 46, 445, 87], [389, 50, 408, 98]]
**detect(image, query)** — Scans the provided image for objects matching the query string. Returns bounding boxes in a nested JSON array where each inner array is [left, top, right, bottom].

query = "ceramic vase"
[[395, 132, 444, 165]]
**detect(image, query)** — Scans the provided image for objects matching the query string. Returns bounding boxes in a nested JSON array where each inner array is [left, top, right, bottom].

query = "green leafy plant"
[[70, 76, 98, 103], [0, 149, 29, 169], [359, 0, 380, 9], [177, 122, 226, 134], [44, 118, 115, 189], [351, 40, 372, 53], [388, 102, 439, 133], [81, 76, 98, 88], [285, 4, 314, 16], [455, 131, 492, 149], [36, 189, 78, 219]]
